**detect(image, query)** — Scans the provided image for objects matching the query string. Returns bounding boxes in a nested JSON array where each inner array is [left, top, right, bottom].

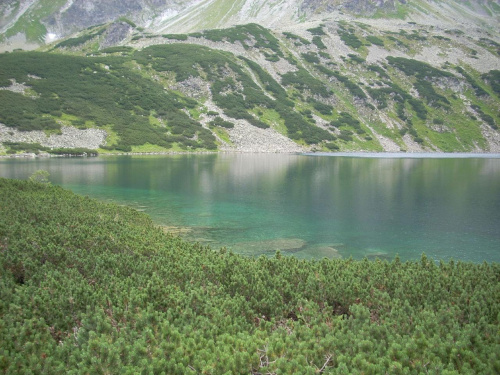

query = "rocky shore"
[[220, 120, 307, 153], [0, 120, 306, 156], [2, 119, 499, 156], [0, 124, 107, 150]]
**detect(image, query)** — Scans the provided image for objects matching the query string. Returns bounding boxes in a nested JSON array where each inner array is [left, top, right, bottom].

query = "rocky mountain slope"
[[2, 0, 499, 49], [0, 1, 499, 153]]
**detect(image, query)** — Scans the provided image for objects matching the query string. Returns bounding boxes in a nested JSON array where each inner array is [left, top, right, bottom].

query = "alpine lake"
[[2, 152, 500, 263]]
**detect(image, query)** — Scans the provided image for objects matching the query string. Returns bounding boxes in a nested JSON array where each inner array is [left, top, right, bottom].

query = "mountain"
[[0, 1, 499, 153], [2, 0, 499, 49]]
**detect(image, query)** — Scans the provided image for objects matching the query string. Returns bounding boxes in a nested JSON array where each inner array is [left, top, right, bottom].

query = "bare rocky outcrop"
[[222, 120, 307, 153], [300, 0, 398, 16], [2, 0, 500, 49], [482, 125, 500, 152], [200, 99, 306, 153], [43, 0, 182, 38], [0, 79, 35, 96], [0, 124, 107, 150], [99, 22, 133, 49]]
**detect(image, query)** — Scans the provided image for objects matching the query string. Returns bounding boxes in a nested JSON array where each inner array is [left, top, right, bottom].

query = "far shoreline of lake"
[[305, 152, 500, 158], [3, 150, 500, 159]]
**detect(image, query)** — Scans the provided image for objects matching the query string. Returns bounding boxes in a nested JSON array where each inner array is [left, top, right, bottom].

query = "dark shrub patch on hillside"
[[202, 23, 283, 56], [471, 104, 497, 129], [387, 56, 453, 80], [367, 64, 389, 79], [307, 26, 326, 36], [366, 35, 384, 46], [301, 52, 320, 64], [312, 36, 327, 50], [482, 70, 500, 96], [162, 33, 189, 40], [55, 28, 105, 48], [348, 54, 365, 64], [283, 32, 311, 45], [281, 68, 329, 97], [455, 67, 488, 97], [209, 116, 234, 128], [338, 29, 362, 49], [100, 46, 134, 54]]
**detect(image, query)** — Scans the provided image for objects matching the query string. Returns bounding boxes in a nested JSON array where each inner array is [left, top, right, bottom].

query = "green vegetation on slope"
[[337, 25, 363, 50], [1, 178, 499, 374], [3, 141, 97, 156], [283, 32, 311, 46], [135, 44, 274, 129], [0, 51, 216, 151], [135, 43, 334, 143], [200, 23, 283, 58], [281, 67, 330, 98], [387, 56, 453, 108], [1, 21, 500, 153], [483, 70, 500, 96], [54, 27, 106, 49], [315, 66, 367, 100]]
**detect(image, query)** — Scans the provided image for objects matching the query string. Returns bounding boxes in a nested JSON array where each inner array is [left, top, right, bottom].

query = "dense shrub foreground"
[[0, 178, 499, 374]]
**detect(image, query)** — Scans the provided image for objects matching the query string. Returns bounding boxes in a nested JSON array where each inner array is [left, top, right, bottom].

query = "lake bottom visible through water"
[[1, 153, 499, 263]]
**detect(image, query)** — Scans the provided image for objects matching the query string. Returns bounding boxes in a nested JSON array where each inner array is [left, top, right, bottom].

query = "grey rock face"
[[300, 0, 397, 16], [43, 0, 187, 37], [100, 22, 133, 48]]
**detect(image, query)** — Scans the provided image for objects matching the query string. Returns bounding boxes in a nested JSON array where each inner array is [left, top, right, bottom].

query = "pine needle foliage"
[[1, 178, 499, 374]]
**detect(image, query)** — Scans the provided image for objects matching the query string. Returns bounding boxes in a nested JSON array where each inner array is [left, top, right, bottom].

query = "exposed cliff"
[[1, 0, 499, 50], [0, 0, 190, 49]]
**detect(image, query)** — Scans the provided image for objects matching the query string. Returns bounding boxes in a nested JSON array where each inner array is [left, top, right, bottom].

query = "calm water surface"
[[1, 153, 499, 262]]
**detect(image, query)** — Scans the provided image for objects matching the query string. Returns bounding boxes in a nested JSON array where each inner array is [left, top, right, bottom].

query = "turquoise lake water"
[[1, 153, 499, 262]]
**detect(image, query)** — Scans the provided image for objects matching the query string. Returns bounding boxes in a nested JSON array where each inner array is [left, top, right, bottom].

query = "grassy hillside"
[[0, 177, 499, 373], [1, 22, 500, 153]]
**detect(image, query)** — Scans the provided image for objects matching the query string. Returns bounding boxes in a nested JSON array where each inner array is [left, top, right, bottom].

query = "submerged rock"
[[161, 225, 194, 236], [230, 238, 307, 255], [296, 244, 343, 259]]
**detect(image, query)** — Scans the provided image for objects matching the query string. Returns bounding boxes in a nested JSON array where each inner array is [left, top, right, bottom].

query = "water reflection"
[[1, 154, 499, 262]]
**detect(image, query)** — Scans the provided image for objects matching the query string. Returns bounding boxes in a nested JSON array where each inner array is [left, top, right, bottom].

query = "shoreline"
[[304, 151, 500, 159], [3, 150, 500, 159], [4, 150, 500, 159]]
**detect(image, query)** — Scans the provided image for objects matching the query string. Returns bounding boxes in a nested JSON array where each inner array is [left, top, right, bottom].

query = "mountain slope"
[[0, 1, 499, 153], [1, 20, 499, 154], [2, 0, 499, 50], [0, 0, 190, 49]]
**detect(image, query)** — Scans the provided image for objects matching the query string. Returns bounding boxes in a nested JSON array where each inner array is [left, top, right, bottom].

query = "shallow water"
[[2, 153, 499, 262]]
